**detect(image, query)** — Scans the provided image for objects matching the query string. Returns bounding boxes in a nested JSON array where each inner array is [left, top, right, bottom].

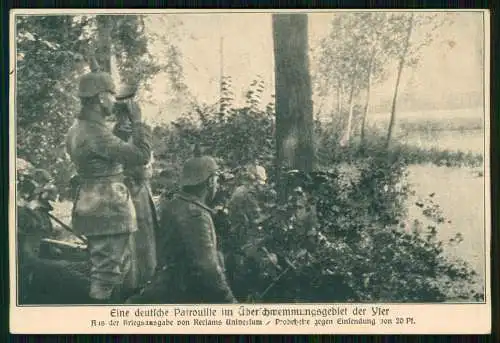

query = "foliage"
[[151, 77, 275, 196], [314, 121, 484, 169], [398, 118, 484, 133], [111, 15, 162, 87], [16, 16, 93, 187], [150, 81, 483, 303], [315, 13, 391, 97], [314, 12, 456, 147], [16, 15, 180, 188]]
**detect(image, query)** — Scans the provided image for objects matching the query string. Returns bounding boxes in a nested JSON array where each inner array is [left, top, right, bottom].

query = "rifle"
[[46, 212, 87, 245]]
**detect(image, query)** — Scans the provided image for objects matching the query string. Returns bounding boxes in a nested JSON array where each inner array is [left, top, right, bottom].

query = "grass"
[[395, 144, 484, 168], [362, 108, 485, 167], [398, 130, 484, 155], [365, 107, 485, 153]]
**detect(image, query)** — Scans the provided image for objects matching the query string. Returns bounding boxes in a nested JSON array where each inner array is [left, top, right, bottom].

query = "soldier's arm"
[[181, 211, 237, 303], [112, 121, 132, 142], [93, 122, 152, 166]]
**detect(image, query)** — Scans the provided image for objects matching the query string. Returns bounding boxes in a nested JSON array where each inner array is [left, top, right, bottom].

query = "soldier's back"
[[132, 191, 239, 304], [156, 193, 214, 268], [129, 194, 213, 304], [66, 120, 123, 177]]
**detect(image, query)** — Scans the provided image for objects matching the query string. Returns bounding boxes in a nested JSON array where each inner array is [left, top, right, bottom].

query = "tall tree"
[[272, 13, 315, 177], [316, 12, 454, 149], [341, 58, 360, 147], [383, 12, 454, 148], [360, 42, 376, 146], [317, 13, 390, 146]]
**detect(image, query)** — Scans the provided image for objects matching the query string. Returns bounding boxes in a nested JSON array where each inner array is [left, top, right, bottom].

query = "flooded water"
[[406, 164, 486, 281]]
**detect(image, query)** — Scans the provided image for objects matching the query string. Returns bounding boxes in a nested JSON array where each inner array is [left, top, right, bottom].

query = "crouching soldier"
[[65, 70, 152, 304], [17, 159, 89, 304], [17, 159, 57, 304], [227, 164, 269, 243], [127, 156, 237, 304]]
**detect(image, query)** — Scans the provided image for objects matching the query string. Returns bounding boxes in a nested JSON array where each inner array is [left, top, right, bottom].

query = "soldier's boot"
[[86, 289, 119, 305]]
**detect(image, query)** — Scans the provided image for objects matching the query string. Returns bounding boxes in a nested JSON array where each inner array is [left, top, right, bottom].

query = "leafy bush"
[[150, 81, 483, 303], [214, 161, 482, 303], [151, 77, 276, 195]]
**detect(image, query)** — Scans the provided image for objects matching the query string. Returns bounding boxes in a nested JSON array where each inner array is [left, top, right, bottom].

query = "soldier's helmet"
[[16, 158, 57, 201], [180, 156, 219, 187], [244, 164, 268, 185], [17, 158, 34, 178], [78, 71, 116, 98]]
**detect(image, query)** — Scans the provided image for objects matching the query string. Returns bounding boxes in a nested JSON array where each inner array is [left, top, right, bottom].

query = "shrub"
[[213, 162, 483, 303]]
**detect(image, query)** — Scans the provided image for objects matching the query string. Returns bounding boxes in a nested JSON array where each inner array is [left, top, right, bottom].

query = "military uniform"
[[228, 186, 262, 228], [227, 165, 268, 243], [128, 156, 237, 304], [65, 72, 152, 302], [16, 160, 89, 304]]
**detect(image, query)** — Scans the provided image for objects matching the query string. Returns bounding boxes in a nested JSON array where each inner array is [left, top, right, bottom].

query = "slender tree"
[[360, 43, 377, 146], [317, 13, 385, 146], [385, 13, 414, 149]]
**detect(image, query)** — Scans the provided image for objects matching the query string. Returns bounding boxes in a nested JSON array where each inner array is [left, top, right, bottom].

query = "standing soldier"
[[127, 156, 237, 304], [113, 85, 158, 298], [65, 70, 152, 304]]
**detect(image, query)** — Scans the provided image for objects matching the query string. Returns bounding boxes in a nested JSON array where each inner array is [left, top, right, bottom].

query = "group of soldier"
[[18, 66, 269, 305]]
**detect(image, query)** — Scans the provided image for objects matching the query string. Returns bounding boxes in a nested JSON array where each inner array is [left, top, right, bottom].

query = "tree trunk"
[[340, 69, 356, 147], [272, 13, 315, 179], [345, 80, 355, 143], [95, 15, 112, 73], [386, 14, 414, 149], [361, 49, 375, 146], [337, 79, 342, 116]]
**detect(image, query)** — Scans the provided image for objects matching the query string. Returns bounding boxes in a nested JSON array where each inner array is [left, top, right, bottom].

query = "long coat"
[[122, 171, 158, 293], [113, 121, 158, 294]]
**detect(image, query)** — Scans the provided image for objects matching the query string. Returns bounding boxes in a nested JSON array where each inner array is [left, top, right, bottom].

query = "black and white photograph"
[[10, 9, 490, 334]]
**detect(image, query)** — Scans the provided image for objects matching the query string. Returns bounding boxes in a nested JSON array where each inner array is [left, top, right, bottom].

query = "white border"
[[9, 9, 491, 334]]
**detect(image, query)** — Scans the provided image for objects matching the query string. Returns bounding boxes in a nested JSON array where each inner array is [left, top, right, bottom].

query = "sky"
[[136, 11, 485, 125]]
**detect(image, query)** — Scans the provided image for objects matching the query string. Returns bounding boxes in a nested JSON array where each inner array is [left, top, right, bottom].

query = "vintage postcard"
[[9, 9, 491, 334]]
